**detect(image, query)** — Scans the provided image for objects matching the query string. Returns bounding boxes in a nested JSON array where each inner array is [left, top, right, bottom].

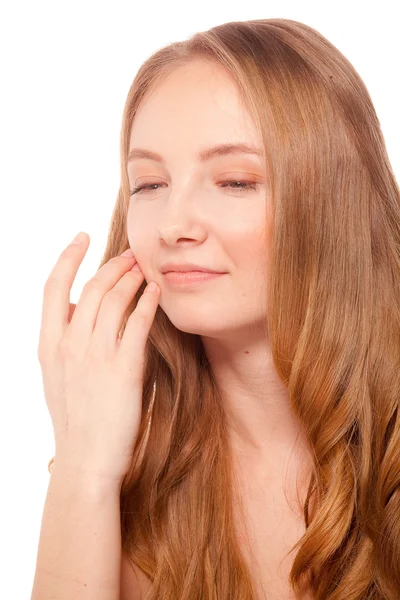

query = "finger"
[[39, 232, 90, 357], [117, 280, 160, 370], [91, 267, 145, 355], [66, 248, 138, 348]]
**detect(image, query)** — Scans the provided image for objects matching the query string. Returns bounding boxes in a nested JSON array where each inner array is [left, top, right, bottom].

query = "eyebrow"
[[127, 142, 264, 164]]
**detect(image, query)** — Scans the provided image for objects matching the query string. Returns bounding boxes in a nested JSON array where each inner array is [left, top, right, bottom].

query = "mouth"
[[162, 271, 227, 285]]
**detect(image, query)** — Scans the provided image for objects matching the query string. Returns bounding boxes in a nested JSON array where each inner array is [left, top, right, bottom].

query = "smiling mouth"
[[163, 271, 226, 285]]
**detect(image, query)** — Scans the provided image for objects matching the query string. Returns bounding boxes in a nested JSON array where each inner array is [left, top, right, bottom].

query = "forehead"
[[129, 61, 261, 154]]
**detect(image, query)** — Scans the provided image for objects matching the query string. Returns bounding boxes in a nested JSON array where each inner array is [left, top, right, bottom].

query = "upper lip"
[[160, 262, 226, 274]]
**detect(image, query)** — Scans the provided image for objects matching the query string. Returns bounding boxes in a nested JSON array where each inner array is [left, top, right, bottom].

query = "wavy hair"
[[95, 18, 400, 599]]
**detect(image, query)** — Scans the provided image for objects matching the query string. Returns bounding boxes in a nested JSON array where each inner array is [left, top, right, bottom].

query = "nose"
[[157, 185, 207, 246]]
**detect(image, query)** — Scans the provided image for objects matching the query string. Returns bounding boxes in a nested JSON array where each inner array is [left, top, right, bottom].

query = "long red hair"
[[95, 18, 400, 599]]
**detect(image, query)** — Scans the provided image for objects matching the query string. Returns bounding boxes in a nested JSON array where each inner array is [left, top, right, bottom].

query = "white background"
[[1, 1, 398, 597]]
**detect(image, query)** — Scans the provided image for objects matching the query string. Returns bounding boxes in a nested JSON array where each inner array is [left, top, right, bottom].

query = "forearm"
[[30, 463, 122, 600]]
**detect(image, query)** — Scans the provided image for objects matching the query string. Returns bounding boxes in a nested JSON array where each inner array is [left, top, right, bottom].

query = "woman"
[[31, 18, 400, 600]]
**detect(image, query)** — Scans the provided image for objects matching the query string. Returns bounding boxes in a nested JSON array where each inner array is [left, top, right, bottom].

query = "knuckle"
[[83, 277, 102, 294], [103, 287, 126, 304], [119, 270, 137, 285], [87, 342, 108, 363], [123, 271, 143, 289], [58, 335, 75, 357], [127, 269, 143, 279]]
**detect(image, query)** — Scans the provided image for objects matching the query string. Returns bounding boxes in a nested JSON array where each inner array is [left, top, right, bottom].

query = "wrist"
[[49, 456, 124, 494]]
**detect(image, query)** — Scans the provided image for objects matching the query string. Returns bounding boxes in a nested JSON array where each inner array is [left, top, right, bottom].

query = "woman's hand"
[[37, 232, 160, 484]]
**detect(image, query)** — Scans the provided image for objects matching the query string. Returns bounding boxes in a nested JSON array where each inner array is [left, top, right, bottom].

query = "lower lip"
[[163, 271, 226, 285]]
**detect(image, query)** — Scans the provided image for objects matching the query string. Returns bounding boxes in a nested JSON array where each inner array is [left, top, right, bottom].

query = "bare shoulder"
[[120, 551, 152, 600]]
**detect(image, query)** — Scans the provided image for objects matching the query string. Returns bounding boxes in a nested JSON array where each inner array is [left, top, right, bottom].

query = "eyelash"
[[130, 180, 259, 197]]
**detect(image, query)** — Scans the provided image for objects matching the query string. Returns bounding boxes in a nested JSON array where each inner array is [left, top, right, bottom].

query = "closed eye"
[[130, 180, 259, 196]]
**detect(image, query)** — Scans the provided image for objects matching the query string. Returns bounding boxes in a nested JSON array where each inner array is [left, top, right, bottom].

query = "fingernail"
[[72, 232, 86, 244], [121, 248, 133, 257]]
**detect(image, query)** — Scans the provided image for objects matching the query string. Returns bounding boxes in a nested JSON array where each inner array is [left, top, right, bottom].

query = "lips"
[[160, 263, 226, 274], [165, 269, 220, 274], [163, 271, 226, 285]]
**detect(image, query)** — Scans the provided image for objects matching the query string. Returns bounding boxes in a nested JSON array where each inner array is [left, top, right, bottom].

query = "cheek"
[[232, 222, 267, 264], [237, 226, 268, 292], [126, 203, 155, 248], [126, 223, 152, 267]]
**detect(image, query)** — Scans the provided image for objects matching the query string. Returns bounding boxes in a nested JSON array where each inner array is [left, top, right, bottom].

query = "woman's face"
[[127, 60, 271, 338]]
